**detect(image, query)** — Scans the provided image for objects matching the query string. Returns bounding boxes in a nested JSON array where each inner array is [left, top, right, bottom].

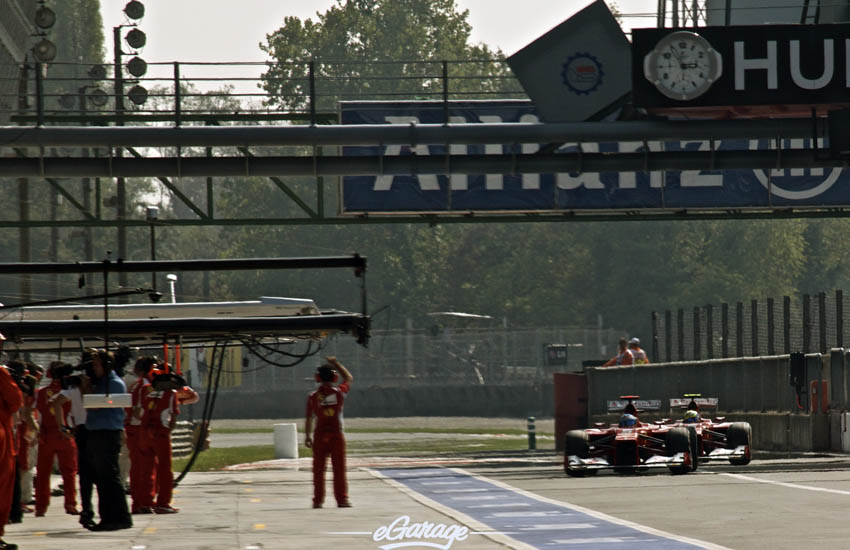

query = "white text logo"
[[372, 515, 470, 550]]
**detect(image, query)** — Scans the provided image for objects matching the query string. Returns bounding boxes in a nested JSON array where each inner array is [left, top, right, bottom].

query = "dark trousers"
[[75, 425, 94, 517], [8, 466, 20, 523], [85, 429, 130, 526]]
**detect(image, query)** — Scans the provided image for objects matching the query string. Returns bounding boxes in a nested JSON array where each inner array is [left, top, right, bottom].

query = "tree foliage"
[[259, 0, 513, 111]]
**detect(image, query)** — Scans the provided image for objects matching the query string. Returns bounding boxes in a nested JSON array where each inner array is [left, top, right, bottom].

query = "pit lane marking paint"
[[466, 503, 531, 509], [722, 472, 850, 495], [253, 523, 266, 530], [143, 527, 157, 534], [372, 467, 733, 550]]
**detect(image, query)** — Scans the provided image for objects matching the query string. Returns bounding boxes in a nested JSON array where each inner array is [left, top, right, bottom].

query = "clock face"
[[643, 31, 723, 101]]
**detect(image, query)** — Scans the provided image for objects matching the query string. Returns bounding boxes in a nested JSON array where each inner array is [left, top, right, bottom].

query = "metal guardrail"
[[172, 420, 203, 459]]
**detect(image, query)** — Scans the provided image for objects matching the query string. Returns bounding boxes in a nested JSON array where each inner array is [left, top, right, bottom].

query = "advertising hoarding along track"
[[340, 100, 840, 215]]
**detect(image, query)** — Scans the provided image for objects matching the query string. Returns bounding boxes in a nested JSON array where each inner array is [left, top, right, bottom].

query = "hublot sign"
[[632, 24, 850, 110]]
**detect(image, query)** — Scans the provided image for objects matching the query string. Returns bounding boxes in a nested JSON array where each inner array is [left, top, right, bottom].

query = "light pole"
[[146, 205, 158, 291]]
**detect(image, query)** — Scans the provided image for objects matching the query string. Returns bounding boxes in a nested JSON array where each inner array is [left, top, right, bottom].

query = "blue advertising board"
[[340, 100, 842, 214]]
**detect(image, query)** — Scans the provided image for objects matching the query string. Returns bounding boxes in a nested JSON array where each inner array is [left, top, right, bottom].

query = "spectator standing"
[[628, 337, 650, 365], [603, 337, 634, 367], [305, 356, 353, 509]]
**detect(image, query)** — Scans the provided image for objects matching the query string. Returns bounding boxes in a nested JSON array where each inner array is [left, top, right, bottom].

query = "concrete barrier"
[[273, 423, 299, 459]]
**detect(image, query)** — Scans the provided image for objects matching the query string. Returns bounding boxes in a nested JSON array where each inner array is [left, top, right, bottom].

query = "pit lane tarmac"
[[8, 454, 850, 550]]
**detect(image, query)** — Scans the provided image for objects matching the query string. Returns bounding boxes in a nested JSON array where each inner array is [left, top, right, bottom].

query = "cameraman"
[[0, 333, 23, 550], [81, 349, 132, 531]]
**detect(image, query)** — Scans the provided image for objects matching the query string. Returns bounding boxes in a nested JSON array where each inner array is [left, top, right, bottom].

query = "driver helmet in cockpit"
[[619, 413, 638, 427], [682, 409, 701, 424]]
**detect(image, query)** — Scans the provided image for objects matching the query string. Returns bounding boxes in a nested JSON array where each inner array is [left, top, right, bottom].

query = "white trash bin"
[[273, 423, 299, 459]]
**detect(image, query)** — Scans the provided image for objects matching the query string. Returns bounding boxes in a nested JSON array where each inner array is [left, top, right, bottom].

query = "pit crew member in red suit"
[[34, 362, 78, 516], [143, 364, 194, 514], [0, 333, 24, 550], [305, 357, 353, 509], [126, 357, 156, 514], [8, 361, 36, 525]]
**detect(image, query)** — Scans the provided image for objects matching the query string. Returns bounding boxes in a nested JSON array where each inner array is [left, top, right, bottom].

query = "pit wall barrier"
[[584, 350, 850, 453]]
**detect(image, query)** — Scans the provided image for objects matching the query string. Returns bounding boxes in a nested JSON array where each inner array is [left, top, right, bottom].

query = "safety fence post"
[[527, 416, 536, 450], [651, 311, 659, 363], [784, 296, 791, 354], [677, 309, 684, 361], [706, 304, 714, 359], [837, 290, 844, 349], [751, 299, 759, 356], [693, 306, 701, 360], [767, 297, 775, 355], [819, 291, 827, 353], [665, 310, 672, 362], [803, 294, 811, 354], [736, 302, 744, 357]]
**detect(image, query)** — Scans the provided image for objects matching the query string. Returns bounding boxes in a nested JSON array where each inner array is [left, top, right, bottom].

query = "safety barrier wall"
[[585, 353, 827, 416]]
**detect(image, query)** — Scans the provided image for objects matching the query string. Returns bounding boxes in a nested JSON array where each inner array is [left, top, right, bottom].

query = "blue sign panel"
[[340, 101, 843, 214]]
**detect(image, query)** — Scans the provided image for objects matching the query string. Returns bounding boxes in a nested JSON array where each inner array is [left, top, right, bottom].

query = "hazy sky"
[[99, 0, 658, 63]]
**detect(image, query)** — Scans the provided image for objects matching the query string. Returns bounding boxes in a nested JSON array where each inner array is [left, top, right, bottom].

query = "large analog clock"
[[643, 31, 723, 101]]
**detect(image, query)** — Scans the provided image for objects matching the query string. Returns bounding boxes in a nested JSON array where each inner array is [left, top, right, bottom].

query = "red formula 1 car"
[[670, 394, 752, 470], [564, 396, 694, 477]]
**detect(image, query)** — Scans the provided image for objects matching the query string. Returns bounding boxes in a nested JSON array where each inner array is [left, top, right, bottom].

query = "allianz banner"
[[340, 100, 841, 214]]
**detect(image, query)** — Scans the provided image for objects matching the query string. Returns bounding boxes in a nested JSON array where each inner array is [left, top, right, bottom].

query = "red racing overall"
[[0, 367, 23, 536], [35, 379, 78, 515], [306, 381, 350, 507], [126, 377, 155, 512], [144, 388, 179, 510]]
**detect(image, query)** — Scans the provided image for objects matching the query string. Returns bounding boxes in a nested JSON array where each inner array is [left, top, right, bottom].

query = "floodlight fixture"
[[125, 28, 146, 49], [124, 1, 145, 20], [127, 84, 148, 105], [88, 88, 108, 107], [58, 93, 76, 109], [126, 56, 147, 77], [88, 64, 107, 80], [34, 5, 56, 29], [32, 38, 57, 62]]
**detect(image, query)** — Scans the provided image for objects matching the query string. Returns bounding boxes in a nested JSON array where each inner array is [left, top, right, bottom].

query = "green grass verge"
[[175, 435, 541, 472]]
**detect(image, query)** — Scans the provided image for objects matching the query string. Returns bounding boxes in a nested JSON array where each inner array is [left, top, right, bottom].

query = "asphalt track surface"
[[7, 452, 850, 550]]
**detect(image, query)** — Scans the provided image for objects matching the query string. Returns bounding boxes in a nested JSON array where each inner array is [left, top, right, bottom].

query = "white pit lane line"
[[367, 467, 734, 550], [721, 472, 850, 495]]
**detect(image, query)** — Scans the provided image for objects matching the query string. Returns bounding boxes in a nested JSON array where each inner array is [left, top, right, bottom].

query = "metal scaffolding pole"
[[0, 149, 837, 178], [0, 118, 824, 148]]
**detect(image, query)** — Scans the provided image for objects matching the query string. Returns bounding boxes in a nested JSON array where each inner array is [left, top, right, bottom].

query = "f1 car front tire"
[[726, 422, 752, 466], [666, 427, 692, 475], [564, 430, 591, 477]]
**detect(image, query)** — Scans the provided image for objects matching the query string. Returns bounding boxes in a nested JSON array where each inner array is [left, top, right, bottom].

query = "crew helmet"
[[682, 409, 701, 424], [619, 413, 638, 427]]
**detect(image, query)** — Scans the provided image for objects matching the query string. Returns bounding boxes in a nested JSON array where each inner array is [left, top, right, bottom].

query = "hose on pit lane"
[[174, 339, 227, 486]]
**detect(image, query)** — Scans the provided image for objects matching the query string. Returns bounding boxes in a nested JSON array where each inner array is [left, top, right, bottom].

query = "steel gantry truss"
[[0, 116, 841, 228]]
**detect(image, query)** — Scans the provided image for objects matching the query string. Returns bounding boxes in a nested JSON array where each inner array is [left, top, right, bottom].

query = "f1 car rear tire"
[[666, 427, 692, 475], [726, 422, 752, 466], [564, 430, 591, 477]]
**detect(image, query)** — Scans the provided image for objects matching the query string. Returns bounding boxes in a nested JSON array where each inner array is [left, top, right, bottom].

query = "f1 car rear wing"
[[607, 399, 661, 412], [670, 397, 719, 409]]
